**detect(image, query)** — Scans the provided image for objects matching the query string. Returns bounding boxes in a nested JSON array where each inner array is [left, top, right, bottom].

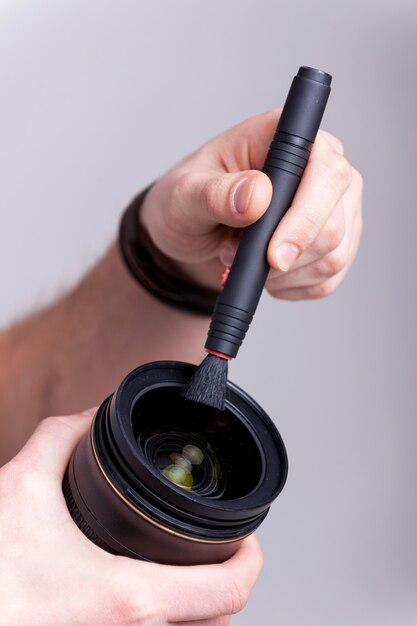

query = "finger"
[[303, 200, 346, 261], [266, 134, 352, 272], [270, 263, 351, 301], [214, 112, 344, 172], [267, 239, 350, 292], [217, 108, 281, 170], [266, 162, 363, 286], [219, 234, 240, 267], [267, 199, 346, 273], [121, 535, 263, 623], [267, 210, 361, 295], [270, 162, 362, 276], [265, 200, 351, 291], [268, 211, 362, 300], [175, 169, 272, 232], [13, 410, 96, 478], [171, 616, 230, 625], [319, 130, 344, 155], [219, 178, 345, 270], [218, 133, 348, 269]]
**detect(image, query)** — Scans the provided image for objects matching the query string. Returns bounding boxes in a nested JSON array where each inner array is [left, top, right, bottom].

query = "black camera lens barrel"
[[64, 362, 288, 565]]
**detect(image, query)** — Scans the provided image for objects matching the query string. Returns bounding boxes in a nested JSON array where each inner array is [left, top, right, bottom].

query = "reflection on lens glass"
[[162, 463, 193, 489], [161, 444, 206, 490], [139, 432, 225, 498], [183, 444, 204, 466]]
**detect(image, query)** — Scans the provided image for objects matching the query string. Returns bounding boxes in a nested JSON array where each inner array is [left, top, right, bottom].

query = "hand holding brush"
[[181, 67, 337, 409], [125, 69, 362, 401]]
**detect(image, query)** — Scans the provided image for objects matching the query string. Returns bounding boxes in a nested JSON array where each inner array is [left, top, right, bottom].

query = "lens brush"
[[181, 66, 332, 410]]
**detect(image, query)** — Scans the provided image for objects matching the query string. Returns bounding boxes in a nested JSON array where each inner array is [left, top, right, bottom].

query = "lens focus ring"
[[63, 470, 117, 555]]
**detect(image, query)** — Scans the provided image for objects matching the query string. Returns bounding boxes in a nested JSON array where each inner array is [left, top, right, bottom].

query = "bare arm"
[[0, 243, 209, 463]]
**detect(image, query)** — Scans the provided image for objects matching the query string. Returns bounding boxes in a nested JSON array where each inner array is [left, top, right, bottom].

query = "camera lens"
[[132, 384, 263, 501], [63, 361, 288, 565]]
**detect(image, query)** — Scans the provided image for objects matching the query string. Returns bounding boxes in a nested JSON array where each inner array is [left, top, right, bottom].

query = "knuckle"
[[172, 171, 192, 204], [306, 280, 336, 299], [333, 137, 345, 155], [266, 286, 280, 299], [316, 247, 348, 278], [313, 133, 333, 158], [8, 447, 44, 487], [320, 130, 345, 155], [39, 414, 59, 430], [12, 468, 45, 498], [330, 154, 352, 187], [37, 415, 78, 439], [323, 217, 345, 252], [37, 415, 63, 433], [200, 178, 217, 216], [290, 210, 321, 248], [114, 590, 161, 625], [215, 617, 231, 626], [227, 577, 251, 615]]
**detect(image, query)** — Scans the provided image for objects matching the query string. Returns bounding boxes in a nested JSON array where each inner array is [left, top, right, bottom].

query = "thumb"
[[177, 169, 272, 231], [13, 409, 96, 478]]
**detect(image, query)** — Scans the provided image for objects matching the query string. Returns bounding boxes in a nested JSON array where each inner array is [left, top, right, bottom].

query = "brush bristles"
[[180, 353, 228, 411]]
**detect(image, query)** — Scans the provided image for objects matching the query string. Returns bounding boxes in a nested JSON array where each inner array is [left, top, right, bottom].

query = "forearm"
[[0, 243, 209, 464]]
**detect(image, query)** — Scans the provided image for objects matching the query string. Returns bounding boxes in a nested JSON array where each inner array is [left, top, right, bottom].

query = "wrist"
[[139, 189, 223, 292], [119, 187, 220, 315]]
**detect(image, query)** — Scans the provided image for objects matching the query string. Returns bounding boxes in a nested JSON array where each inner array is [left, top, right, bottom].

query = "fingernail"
[[233, 178, 254, 214], [220, 242, 237, 266], [275, 242, 300, 271]]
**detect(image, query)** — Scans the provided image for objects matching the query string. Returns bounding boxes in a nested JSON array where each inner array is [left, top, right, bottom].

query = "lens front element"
[[140, 430, 225, 497], [132, 385, 262, 500]]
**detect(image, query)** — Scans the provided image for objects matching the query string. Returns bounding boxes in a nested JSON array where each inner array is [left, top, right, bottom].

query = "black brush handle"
[[205, 66, 332, 358]]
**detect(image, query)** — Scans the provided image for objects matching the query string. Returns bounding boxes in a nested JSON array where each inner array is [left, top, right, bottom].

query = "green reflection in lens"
[[162, 463, 193, 489], [182, 444, 204, 466]]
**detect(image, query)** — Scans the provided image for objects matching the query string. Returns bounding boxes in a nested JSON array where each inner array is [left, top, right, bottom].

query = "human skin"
[[0, 109, 362, 465], [0, 409, 262, 625]]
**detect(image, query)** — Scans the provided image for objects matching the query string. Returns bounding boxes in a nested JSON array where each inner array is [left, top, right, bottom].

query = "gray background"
[[0, 1, 416, 624]]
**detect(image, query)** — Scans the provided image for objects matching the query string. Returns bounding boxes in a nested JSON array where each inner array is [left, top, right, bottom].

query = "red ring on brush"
[[206, 350, 233, 361]]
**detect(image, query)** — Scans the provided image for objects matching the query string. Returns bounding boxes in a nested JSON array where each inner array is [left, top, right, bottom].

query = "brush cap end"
[[298, 66, 332, 86]]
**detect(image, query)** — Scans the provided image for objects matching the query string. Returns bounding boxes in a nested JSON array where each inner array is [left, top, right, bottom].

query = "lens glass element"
[[142, 431, 224, 496], [132, 386, 262, 500]]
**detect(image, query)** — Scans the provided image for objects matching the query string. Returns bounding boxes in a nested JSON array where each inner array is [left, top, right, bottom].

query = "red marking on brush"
[[221, 267, 230, 288], [207, 349, 233, 361]]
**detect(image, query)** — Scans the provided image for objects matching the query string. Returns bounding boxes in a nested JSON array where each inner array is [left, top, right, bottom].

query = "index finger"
[[11, 410, 95, 480], [266, 134, 352, 272]]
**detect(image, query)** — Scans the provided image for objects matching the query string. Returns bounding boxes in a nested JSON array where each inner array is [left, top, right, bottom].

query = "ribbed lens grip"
[[63, 470, 117, 555]]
